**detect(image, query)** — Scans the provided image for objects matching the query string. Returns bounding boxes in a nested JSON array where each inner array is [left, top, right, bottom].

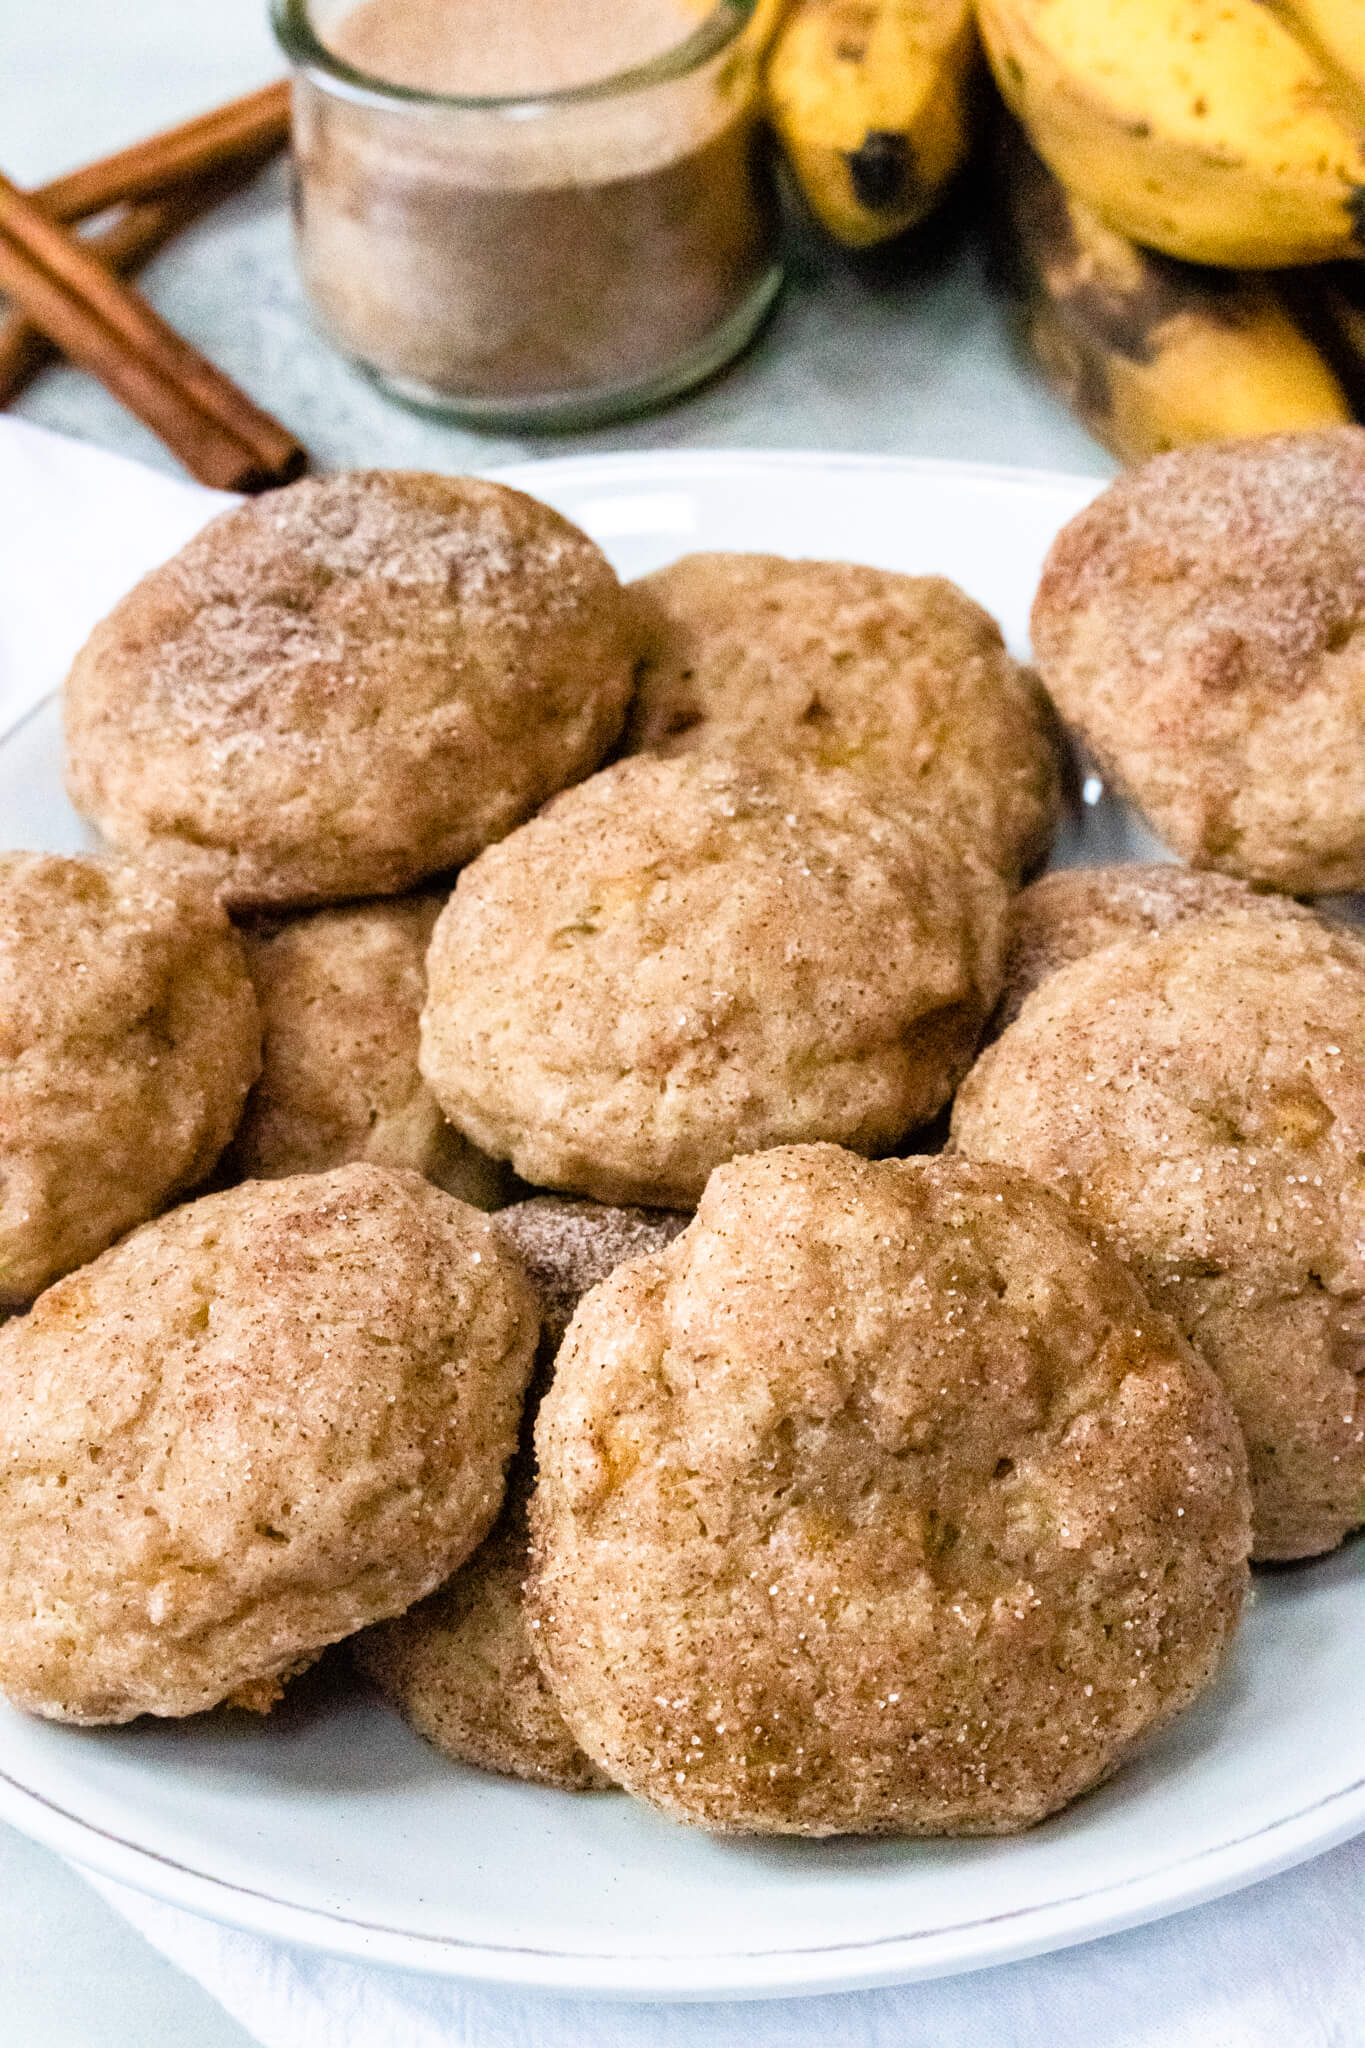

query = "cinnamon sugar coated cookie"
[[1032, 431, 1365, 893], [0, 852, 259, 1306], [530, 1147, 1251, 1836], [228, 896, 505, 1206], [63, 472, 637, 909], [357, 1199, 687, 1788], [356, 1484, 613, 1791], [995, 864, 1314, 1030], [627, 554, 1062, 880], [419, 754, 1008, 1206], [0, 1165, 538, 1723], [953, 916, 1365, 1560], [495, 1196, 691, 1351]]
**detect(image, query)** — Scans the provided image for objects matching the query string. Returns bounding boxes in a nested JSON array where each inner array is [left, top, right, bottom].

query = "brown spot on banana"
[[998, 116, 1351, 463], [1017, 137, 1245, 364], [1064, 262, 1250, 364], [845, 130, 917, 212], [1023, 299, 1117, 442]]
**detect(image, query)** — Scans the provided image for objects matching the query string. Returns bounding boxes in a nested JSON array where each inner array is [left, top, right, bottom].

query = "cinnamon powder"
[[291, 0, 779, 415]]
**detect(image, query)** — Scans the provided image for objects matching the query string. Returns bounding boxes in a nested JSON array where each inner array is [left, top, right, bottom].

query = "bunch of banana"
[[757, 0, 1365, 457], [997, 124, 1352, 464], [977, 0, 1365, 268], [765, 1, 981, 247]]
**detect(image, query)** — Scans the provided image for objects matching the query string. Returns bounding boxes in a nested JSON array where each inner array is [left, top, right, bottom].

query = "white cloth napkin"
[[0, 415, 234, 734], [3, 416, 1363, 2048], [80, 1835, 1365, 2048]]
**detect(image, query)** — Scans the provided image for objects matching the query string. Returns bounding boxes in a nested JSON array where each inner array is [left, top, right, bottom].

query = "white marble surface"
[[0, 3, 1118, 2040]]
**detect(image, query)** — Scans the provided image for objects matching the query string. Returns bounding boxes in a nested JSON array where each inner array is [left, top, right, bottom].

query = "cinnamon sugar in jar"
[[272, 0, 783, 426]]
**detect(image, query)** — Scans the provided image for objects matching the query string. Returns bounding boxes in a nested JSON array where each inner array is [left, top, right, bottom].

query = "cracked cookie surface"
[[64, 472, 637, 909], [228, 895, 504, 1207], [994, 863, 1314, 1032], [420, 753, 1008, 1207], [529, 1146, 1249, 1835], [954, 914, 1365, 1559], [0, 1164, 538, 1723], [0, 851, 259, 1306], [1032, 430, 1365, 892], [627, 553, 1061, 881], [356, 1198, 687, 1790]]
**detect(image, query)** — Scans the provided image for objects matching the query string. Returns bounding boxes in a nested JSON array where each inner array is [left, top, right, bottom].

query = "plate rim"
[[1, 444, 1358, 2002], [3, 1744, 1364, 1997], [485, 444, 1107, 502]]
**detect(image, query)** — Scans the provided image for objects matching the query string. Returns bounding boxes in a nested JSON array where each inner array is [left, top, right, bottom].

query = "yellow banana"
[[977, 0, 1365, 267], [741, 0, 796, 52], [766, 0, 979, 248], [1269, 0, 1365, 102], [998, 127, 1352, 463]]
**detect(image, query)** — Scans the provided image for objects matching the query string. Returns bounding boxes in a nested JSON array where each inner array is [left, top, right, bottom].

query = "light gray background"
[[0, 3, 1108, 2040]]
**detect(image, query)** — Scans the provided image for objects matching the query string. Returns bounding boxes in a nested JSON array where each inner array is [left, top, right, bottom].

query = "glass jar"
[[271, 0, 784, 428]]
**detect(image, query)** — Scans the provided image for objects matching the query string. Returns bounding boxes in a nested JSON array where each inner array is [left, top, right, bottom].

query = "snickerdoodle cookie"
[[1031, 430, 1365, 893], [0, 1165, 538, 1724], [0, 851, 259, 1306], [356, 1198, 687, 1789], [356, 1479, 612, 1790], [627, 554, 1062, 880], [64, 472, 637, 909], [496, 1197, 692, 1351], [419, 754, 1008, 1207], [953, 914, 1365, 1560], [995, 863, 1314, 1030], [228, 896, 504, 1207], [530, 1146, 1250, 1836]]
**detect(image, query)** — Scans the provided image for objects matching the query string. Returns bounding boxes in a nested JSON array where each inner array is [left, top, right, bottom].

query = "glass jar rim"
[[270, 0, 759, 113]]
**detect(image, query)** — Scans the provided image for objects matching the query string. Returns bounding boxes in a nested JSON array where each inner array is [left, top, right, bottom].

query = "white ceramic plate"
[[0, 449, 1361, 2001]]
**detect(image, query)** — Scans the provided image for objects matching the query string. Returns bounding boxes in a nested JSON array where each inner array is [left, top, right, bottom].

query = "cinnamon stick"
[[0, 169, 305, 491], [0, 167, 270, 407], [34, 81, 290, 225]]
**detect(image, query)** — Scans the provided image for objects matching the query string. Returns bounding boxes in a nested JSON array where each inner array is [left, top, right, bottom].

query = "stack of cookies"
[[0, 434, 1360, 1838]]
